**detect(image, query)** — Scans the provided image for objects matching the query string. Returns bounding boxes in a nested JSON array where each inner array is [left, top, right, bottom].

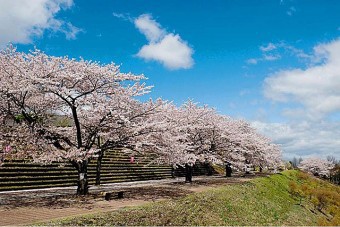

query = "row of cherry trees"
[[0, 47, 282, 194], [298, 157, 335, 177]]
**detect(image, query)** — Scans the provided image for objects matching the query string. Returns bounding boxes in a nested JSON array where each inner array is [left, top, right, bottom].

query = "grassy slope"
[[46, 170, 330, 226]]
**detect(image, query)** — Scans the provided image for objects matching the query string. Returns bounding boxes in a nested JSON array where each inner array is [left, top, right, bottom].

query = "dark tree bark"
[[95, 149, 104, 185], [204, 160, 212, 176], [185, 164, 193, 183], [72, 160, 89, 195], [226, 164, 232, 177], [171, 166, 175, 178], [70, 104, 89, 195], [71, 105, 82, 149], [95, 137, 103, 186]]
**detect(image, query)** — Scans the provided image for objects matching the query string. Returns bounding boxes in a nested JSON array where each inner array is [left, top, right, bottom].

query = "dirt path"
[[0, 199, 154, 226], [0, 175, 263, 226]]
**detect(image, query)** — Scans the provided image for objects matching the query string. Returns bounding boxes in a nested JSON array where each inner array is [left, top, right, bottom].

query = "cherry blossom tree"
[[0, 46, 283, 192], [172, 101, 222, 182], [141, 100, 282, 181], [136, 101, 194, 166], [131, 100, 218, 182], [93, 98, 169, 185], [298, 157, 335, 177], [197, 114, 282, 172], [0, 46, 152, 194]]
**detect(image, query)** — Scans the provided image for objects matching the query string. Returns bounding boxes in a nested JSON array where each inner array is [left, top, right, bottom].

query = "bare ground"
[[0, 174, 266, 226]]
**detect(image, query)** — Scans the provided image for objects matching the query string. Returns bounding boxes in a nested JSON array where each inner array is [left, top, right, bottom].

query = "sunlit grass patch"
[[44, 170, 335, 226]]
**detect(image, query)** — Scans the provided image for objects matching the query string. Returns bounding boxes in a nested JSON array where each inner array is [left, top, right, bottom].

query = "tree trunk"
[[226, 164, 232, 177], [95, 149, 104, 185], [73, 160, 89, 195], [185, 164, 193, 183], [204, 161, 212, 176]]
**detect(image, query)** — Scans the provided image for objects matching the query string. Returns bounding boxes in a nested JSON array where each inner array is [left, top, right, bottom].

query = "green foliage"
[[297, 171, 310, 181], [14, 114, 25, 122], [211, 164, 225, 175], [288, 172, 315, 205], [14, 113, 42, 123], [287, 170, 340, 226], [289, 181, 304, 205], [330, 164, 340, 184], [53, 117, 72, 127]]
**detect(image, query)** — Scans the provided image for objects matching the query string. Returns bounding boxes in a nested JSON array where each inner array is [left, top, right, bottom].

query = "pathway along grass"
[[44, 170, 339, 226]]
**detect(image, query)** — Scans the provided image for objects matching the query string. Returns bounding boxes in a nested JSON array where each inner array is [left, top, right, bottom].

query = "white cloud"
[[246, 43, 281, 64], [246, 58, 258, 65], [134, 14, 194, 70], [246, 41, 315, 65], [260, 43, 277, 52], [286, 6, 296, 16], [112, 12, 132, 22], [284, 44, 312, 60], [246, 54, 280, 65], [247, 41, 314, 65], [252, 121, 340, 160], [259, 39, 340, 160], [134, 14, 165, 43], [263, 54, 281, 61], [137, 34, 194, 70], [264, 38, 340, 120], [0, 0, 81, 47], [62, 22, 83, 40]]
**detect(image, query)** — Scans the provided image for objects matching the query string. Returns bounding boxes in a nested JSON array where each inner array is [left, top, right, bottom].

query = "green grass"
[[44, 170, 328, 226]]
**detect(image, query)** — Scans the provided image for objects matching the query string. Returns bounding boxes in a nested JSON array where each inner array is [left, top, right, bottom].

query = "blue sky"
[[1, 0, 340, 160]]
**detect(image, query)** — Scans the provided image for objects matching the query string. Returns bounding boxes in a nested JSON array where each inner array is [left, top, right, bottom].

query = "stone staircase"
[[0, 150, 216, 191], [0, 150, 172, 191]]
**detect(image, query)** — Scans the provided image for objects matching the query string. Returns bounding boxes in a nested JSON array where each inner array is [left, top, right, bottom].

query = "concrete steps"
[[0, 150, 215, 191]]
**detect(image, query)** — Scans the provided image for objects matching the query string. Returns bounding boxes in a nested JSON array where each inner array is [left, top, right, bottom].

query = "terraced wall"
[[0, 150, 213, 191]]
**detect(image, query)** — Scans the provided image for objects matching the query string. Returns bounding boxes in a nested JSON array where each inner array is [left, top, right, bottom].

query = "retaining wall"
[[0, 150, 214, 191]]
